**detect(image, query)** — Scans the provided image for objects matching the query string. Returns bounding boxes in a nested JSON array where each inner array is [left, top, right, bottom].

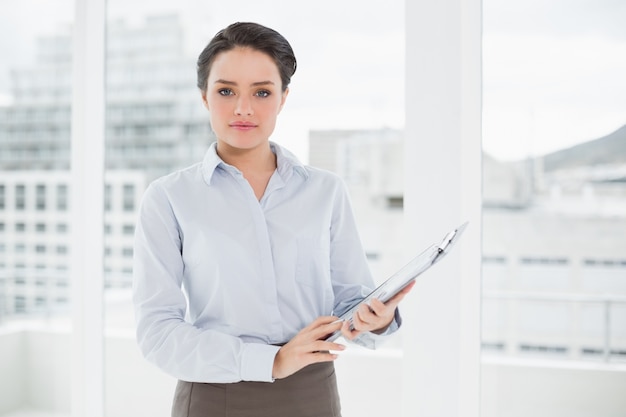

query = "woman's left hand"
[[340, 280, 416, 340]]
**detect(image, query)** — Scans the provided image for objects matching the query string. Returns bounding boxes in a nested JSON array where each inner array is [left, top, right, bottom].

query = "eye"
[[218, 88, 234, 96], [255, 89, 271, 98]]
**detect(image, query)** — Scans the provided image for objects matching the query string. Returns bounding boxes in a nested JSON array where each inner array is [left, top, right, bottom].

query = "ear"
[[201, 90, 210, 111], [278, 87, 289, 113]]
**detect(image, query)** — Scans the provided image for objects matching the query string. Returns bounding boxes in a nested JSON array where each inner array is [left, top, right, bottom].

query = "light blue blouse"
[[132, 142, 399, 383]]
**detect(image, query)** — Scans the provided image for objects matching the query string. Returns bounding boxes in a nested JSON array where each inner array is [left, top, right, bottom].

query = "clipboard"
[[325, 221, 468, 342]]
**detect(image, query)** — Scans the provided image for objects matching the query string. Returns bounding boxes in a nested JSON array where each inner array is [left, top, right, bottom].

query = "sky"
[[482, 0, 626, 160], [0, 0, 625, 162]]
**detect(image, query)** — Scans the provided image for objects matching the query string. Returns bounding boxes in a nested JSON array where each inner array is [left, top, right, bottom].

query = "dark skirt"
[[171, 362, 342, 417]]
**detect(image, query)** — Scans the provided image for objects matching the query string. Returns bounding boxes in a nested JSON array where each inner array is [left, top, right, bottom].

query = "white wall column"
[[402, 0, 482, 416], [70, 0, 106, 416]]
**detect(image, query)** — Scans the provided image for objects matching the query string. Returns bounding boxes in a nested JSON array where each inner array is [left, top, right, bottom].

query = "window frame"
[[402, 1, 482, 416], [70, 0, 106, 416]]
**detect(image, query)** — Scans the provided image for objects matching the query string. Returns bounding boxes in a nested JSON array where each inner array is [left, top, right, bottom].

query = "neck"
[[216, 142, 276, 173]]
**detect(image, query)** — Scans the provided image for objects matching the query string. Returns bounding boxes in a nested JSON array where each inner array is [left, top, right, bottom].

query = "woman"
[[133, 22, 414, 417]]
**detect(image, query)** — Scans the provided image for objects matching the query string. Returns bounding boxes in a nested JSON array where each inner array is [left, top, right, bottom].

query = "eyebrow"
[[213, 79, 276, 87]]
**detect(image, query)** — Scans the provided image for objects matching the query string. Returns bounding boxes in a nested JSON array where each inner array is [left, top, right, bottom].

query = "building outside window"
[[0, 1, 625, 417]]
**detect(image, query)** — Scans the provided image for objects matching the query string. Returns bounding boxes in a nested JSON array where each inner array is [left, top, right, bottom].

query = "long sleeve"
[[133, 181, 279, 383]]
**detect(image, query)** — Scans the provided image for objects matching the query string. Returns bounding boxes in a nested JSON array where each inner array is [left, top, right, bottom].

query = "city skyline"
[[1, 0, 625, 162], [1, 4, 624, 416]]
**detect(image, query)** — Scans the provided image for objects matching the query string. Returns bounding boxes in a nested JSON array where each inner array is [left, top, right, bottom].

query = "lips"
[[230, 121, 257, 130]]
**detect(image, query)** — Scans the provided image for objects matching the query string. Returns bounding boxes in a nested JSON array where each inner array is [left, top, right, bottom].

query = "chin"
[[220, 138, 267, 150]]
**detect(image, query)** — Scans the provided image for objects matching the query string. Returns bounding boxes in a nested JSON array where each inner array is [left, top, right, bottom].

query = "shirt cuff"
[[375, 307, 402, 336], [240, 343, 281, 382]]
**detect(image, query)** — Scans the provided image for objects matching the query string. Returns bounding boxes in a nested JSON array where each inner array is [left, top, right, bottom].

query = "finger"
[[308, 351, 340, 364], [369, 298, 389, 316], [307, 318, 344, 340], [352, 308, 373, 331], [375, 281, 416, 312], [340, 320, 361, 340], [305, 316, 340, 330], [356, 303, 378, 325], [388, 281, 416, 304], [311, 340, 346, 353], [299, 316, 340, 337]]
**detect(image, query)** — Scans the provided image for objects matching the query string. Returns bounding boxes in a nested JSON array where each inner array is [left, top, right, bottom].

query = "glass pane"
[[481, 1, 626, 416], [104, 2, 404, 416], [0, 1, 74, 416]]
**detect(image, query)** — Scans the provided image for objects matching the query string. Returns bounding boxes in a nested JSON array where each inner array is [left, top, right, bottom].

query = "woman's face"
[[202, 47, 288, 153]]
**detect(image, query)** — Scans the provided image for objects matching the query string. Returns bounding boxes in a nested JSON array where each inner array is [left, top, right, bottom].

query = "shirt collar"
[[201, 141, 309, 186]]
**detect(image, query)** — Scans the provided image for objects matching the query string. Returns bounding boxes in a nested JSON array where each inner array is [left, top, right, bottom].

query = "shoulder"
[[149, 162, 203, 190], [297, 165, 352, 204], [142, 162, 204, 204], [302, 164, 343, 184], [273, 141, 346, 192]]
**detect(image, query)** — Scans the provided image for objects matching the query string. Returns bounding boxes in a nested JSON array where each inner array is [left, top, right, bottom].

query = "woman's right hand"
[[272, 316, 346, 380]]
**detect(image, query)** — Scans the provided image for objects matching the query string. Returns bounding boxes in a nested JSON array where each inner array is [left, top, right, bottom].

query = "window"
[[35, 296, 47, 307], [0, 2, 75, 412], [57, 184, 68, 210], [387, 196, 403, 209], [122, 184, 135, 211], [15, 296, 27, 313], [104, 184, 112, 211], [481, 0, 626, 415], [15, 184, 26, 210], [36, 184, 46, 210], [4, 1, 587, 416]]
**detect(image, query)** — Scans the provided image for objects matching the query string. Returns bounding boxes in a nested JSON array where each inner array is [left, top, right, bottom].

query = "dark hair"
[[197, 22, 297, 92]]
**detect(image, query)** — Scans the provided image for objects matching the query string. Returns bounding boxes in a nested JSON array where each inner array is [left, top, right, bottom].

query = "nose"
[[235, 96, 253, 116]]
